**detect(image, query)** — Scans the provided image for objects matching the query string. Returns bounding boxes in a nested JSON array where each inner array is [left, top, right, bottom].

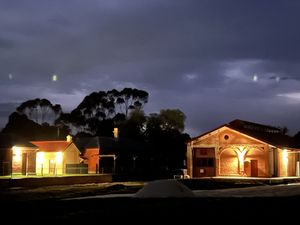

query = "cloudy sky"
[[1, 0, 300, 137]]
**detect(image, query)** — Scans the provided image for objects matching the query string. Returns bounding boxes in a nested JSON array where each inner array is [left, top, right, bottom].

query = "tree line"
[[1, 88, 191, 176]]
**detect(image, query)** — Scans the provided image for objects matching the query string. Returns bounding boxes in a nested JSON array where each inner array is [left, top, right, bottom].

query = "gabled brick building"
[[186, 119, 300, 178]]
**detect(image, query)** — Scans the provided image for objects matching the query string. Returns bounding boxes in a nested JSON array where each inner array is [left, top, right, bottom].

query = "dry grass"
[[0, 181, 145, 202]]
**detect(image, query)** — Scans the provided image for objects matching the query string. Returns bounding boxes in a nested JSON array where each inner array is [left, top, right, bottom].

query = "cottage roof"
[[73, 136, 99, 151], [30, 140, 73, 152], [188, 119, 299, 149], [0, 133, 36, 148]]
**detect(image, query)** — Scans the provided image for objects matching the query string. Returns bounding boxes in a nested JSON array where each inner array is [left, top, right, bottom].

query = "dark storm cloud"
[[0, 102, 19, 128], [1, 0, 300, 135], [0, 37, 15, 50]]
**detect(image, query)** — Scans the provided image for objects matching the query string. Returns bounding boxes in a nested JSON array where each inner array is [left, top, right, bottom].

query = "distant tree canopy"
[[144, 109, 190, 169], [118, 109, 147, 141], [55, 88, 149, 135], [1, 88, 190, 171], [2, 98, 66, 140], [1, 112, 69, 140], [16, 98, 62, 125]]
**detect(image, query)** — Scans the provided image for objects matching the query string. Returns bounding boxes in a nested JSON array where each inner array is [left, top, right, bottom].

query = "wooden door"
[[22, 153, 27, 175], [49, 160, 56, 175], [251, 160, 258, 177]]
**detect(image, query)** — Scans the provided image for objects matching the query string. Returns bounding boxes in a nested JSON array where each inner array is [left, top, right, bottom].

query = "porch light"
[[36, 152, 44, 164], [283, 149, 288, 165], [12, 146, 21, 162], [113, 127, 119, 139], [55, 152, 63, 163]]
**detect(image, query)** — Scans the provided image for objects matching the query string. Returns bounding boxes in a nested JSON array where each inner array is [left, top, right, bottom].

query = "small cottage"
[[0, 134, 37, 175], [31, 135, 82, 175]]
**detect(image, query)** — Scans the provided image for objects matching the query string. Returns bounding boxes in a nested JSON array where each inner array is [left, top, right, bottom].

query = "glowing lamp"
[[36, 152, 44, 164], [55, 152, 63, 163], [12, 146, 21, 162]]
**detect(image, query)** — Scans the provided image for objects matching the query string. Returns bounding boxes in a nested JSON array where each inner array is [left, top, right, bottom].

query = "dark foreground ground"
[[3, 196, 300, 223], [1, 180, 299, 223]]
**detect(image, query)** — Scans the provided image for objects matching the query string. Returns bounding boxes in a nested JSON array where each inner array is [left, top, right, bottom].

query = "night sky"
[[1, 0, 300, 137]]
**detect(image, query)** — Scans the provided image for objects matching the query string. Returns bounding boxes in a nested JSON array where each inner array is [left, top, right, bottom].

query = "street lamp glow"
[[52, 74, 58, 82], [253, 74, 258, 82]]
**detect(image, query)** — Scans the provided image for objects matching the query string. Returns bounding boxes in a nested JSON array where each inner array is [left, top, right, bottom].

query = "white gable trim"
[[192, 126, 275, 148]]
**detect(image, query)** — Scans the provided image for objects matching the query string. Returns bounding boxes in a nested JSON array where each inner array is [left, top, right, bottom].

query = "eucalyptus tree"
[[116, 88, 149, 118], [16, 98, 62, 125], [56, 88, 149, 135]]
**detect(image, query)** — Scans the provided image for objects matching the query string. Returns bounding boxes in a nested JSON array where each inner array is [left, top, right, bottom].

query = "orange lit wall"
[[277, 149, 299, 177], [187, 127, 270, 178], [219, 148, 239, 176], [83, 148, 99, 173], [12, 147, 36, 175]]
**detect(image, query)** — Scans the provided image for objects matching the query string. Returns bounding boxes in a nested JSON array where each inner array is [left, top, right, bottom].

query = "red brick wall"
[[83, 148, 99, 173], [219, 148, 239, 176], [188, 127, 270, 177]]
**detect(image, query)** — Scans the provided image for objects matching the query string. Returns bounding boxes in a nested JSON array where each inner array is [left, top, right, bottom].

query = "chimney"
[[66, 135, 72, 142], [113, 127, 119, 139]]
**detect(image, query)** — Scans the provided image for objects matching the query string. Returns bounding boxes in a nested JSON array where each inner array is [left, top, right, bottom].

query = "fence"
[[65, 164, 88, 174]]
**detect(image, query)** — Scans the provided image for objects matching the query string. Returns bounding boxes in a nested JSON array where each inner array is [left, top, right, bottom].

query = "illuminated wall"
[[12, 146, 36, 175], [277, 149, 299, 177], [36, 152, 63, 175], [187, 127, 270, 177], [244, 147, 268, 177], [35, 143, 81, 176], [83, 148, 99, 173], [219, 148, 239, 176], [64, 144, 81, 165], [12, 146, 22, 174]]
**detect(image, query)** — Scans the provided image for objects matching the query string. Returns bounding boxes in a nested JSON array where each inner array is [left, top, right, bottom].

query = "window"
[[200, 149, 207, 155], [196, 158, 214, 167], [193, 147, 213, 156]]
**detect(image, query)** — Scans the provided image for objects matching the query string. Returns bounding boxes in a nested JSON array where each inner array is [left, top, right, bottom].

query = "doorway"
[[22, 153, 27, 175], [251, 160, 258, 177], [49, 159, 56, 175]]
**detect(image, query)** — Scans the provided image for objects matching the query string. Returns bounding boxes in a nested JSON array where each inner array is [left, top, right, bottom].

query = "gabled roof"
[[0, 133, 36, 148], [228, 119, 298, 149], [98, 137, 149, 155], [188, 119, 299, 149], [30, 140, 73, 152], [72, 135, 149, 155], [73, 136, 99, 152]]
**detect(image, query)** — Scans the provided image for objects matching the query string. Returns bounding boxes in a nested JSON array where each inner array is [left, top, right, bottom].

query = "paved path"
[[64, 182, 300, 200], [193, 182, 300, 197]]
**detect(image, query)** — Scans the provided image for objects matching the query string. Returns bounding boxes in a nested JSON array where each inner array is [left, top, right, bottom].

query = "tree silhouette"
[[117, 88, 149, 118], [144, 108, 190, 171], [55, 88, 149, 135], [1, 112, 69, 140], [16, 98, 62, 125], [119, 109, 147, 140]]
